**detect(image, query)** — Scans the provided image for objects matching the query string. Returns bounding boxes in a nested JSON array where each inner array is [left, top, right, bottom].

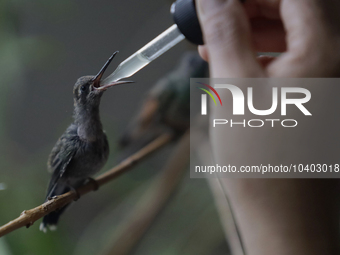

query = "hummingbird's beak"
[[95, 80, 135, 91], [92, 51, 134, 91], [92, 51, 119, 88]]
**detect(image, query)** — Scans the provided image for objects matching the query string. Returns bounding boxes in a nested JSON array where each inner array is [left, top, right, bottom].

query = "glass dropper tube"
[[103, 24, 185, 84]]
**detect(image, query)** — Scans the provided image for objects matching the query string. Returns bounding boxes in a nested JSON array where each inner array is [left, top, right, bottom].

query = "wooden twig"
[[102, 132, 190, 255], [0, 133, 172, 238]]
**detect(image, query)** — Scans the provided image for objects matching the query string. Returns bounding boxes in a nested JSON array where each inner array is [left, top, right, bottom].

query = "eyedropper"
[[103, 0, 203, 85]]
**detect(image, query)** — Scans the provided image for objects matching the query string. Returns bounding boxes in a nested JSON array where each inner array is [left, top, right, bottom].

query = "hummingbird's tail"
[[40, 183, 71, 233], [40, 206, 69, 233]]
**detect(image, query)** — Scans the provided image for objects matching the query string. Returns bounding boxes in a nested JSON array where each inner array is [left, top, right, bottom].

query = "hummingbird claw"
[[72, 190, 80, 201], [65, 182, 80, 201], [86, 177, 99, 191]]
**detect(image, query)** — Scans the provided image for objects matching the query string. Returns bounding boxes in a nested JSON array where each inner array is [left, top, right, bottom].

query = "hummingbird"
[[119, 52, 208, 157], [40, 52, 132, 232]]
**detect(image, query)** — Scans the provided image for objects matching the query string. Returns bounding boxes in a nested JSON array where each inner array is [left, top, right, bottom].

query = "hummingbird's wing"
[[41, 133, 77, 231], [46, 125, 78, 198], [47, 133, 75, 174]]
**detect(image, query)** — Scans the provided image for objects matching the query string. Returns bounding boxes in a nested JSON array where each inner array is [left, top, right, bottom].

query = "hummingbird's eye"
[[80, 85, 87, 92]]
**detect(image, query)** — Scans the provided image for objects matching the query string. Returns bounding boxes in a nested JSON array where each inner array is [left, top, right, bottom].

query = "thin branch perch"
[[0, 133, 172, 238]]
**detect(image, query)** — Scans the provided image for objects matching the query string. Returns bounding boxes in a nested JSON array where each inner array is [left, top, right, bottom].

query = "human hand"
[[196, 0, 340, 77], [196, 2, 340, 255]]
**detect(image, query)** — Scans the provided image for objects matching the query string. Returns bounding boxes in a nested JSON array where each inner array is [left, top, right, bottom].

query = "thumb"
[[196, 0, 263, 77]]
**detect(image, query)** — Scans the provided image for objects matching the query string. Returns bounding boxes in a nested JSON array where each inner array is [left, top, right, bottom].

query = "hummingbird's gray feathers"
[[47, 127, 77, 174], [118, 52, 209, 159], [45, 124, 80, 199], [43, 122, 109, 196]]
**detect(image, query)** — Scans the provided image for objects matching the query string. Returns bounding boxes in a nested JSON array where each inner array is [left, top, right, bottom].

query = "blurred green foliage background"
[[0, 0, 229, 254]]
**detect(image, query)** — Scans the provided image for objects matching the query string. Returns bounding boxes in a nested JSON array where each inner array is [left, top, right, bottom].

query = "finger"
[[268, 0, 340, 77], [196, 0, 264, 77], [200, 19, 286, 57], [198, 45, 209, 62]]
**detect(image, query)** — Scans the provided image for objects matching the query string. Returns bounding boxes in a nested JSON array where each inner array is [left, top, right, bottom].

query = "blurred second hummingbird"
[[40, 52, 132, 232], [119, 52, 208, 157]]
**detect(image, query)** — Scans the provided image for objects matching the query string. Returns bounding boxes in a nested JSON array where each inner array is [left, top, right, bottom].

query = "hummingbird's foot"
[[71, 188, 80, 201], [65, 183, 80, 201], [87, 177, 99, 191]]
